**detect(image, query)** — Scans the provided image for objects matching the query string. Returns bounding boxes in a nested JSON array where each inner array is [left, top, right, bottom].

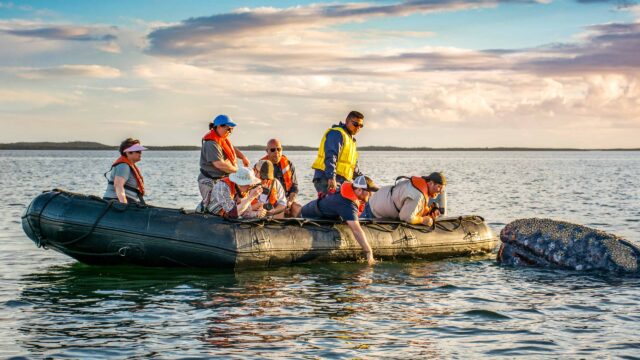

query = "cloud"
[[16, 65, 122, 79], [0, 21, 123, 55], [0, 1, 33, 11], [3, 25, 117, 42], [0, 88, 77, 108], [517, 21, 640, 74], [140, 1, 640, 80], [146, 0, 536, 56]]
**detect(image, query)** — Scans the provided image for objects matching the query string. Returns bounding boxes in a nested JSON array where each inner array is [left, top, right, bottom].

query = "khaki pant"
[[198, 178, 218, 211]]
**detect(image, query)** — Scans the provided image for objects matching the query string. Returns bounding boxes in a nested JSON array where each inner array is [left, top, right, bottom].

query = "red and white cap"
[[123, 144, 148, 153]]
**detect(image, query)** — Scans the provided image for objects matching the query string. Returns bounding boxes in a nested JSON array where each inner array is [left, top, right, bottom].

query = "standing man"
[[296, 175, 380, 266], [311, 111, 364, 196], [198, 114, 250, 211], [261, 138, 301, 217], [362, 172, 447, 226]]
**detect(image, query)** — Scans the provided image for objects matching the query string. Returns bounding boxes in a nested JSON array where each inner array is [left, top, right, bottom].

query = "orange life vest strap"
[[250, 179, 278, 208], [339, 182, 365, 215], [203, 130, 237, 166], [261, 154, 293, 192], [111, 156, 145, 196], [218, 177, 237, 216], [391, 176, 432, 217]]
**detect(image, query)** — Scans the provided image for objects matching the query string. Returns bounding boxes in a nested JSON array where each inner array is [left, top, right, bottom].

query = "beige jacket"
[[368, 180, 447, 224]]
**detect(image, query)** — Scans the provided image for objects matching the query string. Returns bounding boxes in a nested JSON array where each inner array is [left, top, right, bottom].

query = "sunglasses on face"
[[268, 147, 283, 153], [350, 121, 364, 128], [128, 151, 142, 154]]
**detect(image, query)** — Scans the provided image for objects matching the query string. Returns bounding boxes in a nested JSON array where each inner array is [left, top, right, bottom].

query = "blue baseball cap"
[[212, 114, 237, 127]]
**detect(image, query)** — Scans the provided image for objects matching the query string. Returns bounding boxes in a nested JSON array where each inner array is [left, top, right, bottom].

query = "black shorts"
[[301, 200, 323, 219]]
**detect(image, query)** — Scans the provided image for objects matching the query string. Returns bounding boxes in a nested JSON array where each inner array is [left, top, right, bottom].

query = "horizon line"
[[0, 141, 639, 151]]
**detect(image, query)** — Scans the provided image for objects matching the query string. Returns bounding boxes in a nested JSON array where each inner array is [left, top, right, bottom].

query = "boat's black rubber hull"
[[22, 190, 497, 268]]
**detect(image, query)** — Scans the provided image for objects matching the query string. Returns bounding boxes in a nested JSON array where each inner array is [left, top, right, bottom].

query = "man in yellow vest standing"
[[311, 111, 364, 196]]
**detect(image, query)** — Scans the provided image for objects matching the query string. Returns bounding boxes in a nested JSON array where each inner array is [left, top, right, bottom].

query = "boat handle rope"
[[235, 218, 336, 232], [25, 190, 127, 249], [53, 199, 130, 247], [22, 191, 62, 248]]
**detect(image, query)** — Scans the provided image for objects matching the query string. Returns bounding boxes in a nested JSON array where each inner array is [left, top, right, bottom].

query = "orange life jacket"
[[218, 177, 238, 216], [251, 179, 278, 208], [339, 182, 365, 215], [203, 130, 237, 166], [111, 155, 145, 196], [409, 176, 433, 216], [261, 154, 293, 192]]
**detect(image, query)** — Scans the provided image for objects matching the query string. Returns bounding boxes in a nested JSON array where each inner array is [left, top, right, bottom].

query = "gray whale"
[[498, 218, 640, 273]]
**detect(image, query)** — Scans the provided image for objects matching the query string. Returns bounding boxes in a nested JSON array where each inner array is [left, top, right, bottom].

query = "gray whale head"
[[498, 218, 640, 273]]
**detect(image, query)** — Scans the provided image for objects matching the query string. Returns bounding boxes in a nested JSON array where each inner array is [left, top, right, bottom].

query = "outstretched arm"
[[234, 146, 250, 167], [346, 220, 375, 265]]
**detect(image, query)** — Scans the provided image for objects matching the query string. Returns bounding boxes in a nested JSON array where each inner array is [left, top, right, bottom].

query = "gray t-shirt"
[[198, 140, 228, 180], [103, 163, 141, 201]]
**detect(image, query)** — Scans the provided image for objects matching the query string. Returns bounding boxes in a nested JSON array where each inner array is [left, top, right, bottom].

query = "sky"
[[0, 0, 638, 148]]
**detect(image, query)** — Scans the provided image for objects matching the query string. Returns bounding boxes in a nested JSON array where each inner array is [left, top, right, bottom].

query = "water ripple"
[[2, 150, 640, 358]]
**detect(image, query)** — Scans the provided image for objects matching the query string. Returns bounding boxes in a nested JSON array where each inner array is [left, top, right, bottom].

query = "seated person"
[[206, 167, 263, 218], [261, 138, 302, 217], [249, 160, 287, 219], [294, 175, 379, 266], [362, 172, 446, 226], [103, 138, 147, 204]]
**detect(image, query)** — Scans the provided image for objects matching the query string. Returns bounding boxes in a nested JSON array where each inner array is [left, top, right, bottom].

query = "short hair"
[[119, 138, 140, 155], [346, 111, 364, 121], [208, 122, 214, 130]]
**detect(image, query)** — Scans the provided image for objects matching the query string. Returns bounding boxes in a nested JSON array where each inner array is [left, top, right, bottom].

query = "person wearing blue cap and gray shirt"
[[198, 114, 250, 212]]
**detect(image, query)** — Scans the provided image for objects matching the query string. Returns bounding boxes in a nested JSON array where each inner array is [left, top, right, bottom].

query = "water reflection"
[[17, 262, 454, 358], [4, 150, 640, 358]]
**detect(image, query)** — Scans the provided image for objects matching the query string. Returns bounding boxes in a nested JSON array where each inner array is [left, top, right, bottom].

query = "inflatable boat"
[[21, 190, 497, 269]]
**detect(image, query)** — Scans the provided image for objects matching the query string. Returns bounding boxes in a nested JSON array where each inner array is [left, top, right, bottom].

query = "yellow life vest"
[[311, 126, 358, 180]]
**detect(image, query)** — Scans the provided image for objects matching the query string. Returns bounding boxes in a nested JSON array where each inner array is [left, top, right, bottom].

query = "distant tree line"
[[0, 141, 637, 151]]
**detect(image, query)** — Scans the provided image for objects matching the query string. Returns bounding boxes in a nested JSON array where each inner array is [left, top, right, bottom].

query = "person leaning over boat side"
[[197, 114, 251, 211], [295, 175, 380, 265], [246, 160, 287, 219], [103, 138, 147, 205], [311, 111, 364, 196], [261, 138, 302, 217], [361, 172, 447, 226], [207, 167, 263, 219]]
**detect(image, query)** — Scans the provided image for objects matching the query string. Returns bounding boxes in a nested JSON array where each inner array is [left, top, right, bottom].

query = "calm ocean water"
[[1, 150, 639, 358]]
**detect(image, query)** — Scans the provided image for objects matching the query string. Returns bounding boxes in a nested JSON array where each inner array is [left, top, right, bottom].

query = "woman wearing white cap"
[[207, 167, 265, 218], [103, 138, 147, 204]]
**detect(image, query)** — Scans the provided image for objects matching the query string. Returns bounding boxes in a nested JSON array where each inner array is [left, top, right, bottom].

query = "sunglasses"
[[128, 151, 142, 154], [350, 121, 364, 128], [268, 147, 283, 153]]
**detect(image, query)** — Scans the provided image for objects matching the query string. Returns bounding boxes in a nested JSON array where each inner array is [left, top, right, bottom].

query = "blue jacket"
[[313, 123, 361, 183]]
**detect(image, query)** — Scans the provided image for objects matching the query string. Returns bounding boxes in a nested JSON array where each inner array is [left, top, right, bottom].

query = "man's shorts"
[[300, 200, 323, 219]]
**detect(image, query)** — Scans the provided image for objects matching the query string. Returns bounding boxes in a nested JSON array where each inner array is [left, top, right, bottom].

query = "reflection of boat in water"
[[22, 190, 496, 269]]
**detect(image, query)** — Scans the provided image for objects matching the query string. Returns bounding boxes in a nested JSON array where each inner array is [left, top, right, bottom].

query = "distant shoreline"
[[0, 141, 638, 151]]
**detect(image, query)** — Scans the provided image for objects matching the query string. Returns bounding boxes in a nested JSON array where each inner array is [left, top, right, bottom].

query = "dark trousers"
[[313, 176, 347, 195], [312, 178, 329, 194]]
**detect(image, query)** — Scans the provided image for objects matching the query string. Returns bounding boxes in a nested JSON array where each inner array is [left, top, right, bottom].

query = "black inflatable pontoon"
[[21, 190, 496, 269]]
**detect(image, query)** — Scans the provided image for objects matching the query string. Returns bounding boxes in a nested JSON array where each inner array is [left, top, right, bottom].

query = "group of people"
[[103, 111, 447, 265]]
